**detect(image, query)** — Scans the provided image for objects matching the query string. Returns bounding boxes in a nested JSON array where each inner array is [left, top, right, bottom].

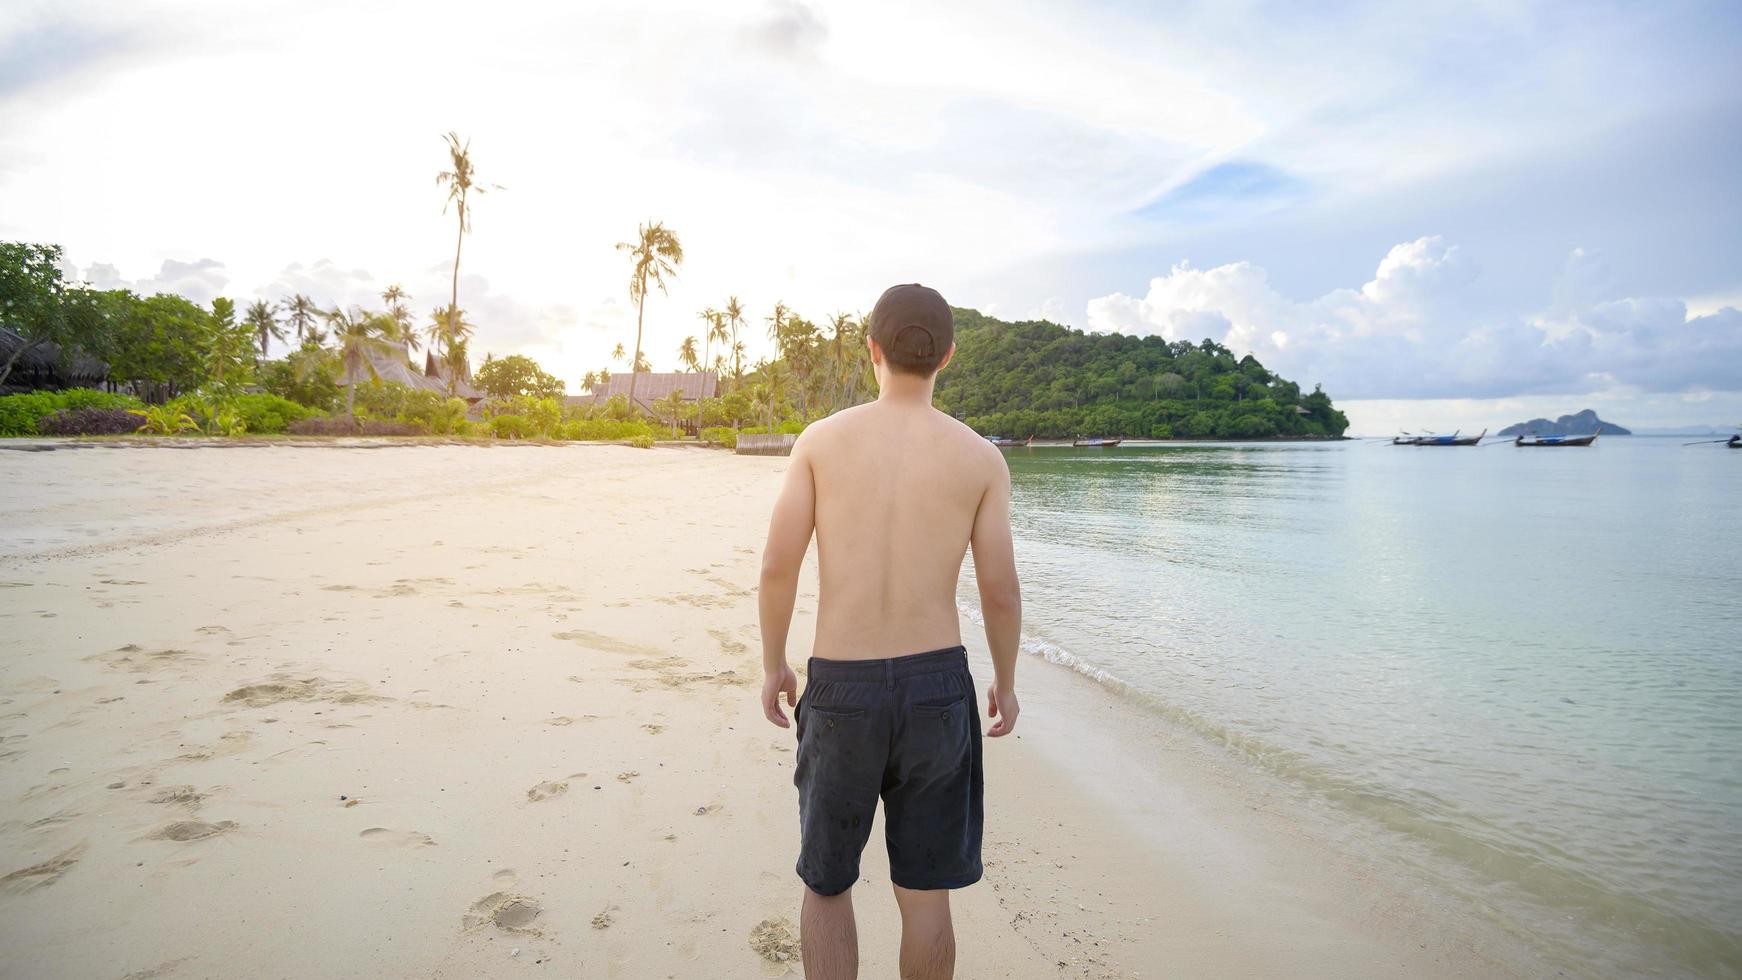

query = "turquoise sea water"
[[958, 436, 1741, 977]]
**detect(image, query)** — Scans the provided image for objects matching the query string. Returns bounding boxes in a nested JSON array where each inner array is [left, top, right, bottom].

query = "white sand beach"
[[0, 443, 1545, 978]]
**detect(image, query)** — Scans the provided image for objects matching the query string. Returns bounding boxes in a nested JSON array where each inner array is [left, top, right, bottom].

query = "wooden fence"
[[735, 433, 797, 457]]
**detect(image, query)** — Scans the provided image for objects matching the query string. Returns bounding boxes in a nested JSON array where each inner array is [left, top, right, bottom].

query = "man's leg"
[[892, 884, 955, 980], [801, 886, 858, 980]]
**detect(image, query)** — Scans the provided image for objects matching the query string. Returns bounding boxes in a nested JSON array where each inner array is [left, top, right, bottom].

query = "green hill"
[[934, 308, 1348, 439]]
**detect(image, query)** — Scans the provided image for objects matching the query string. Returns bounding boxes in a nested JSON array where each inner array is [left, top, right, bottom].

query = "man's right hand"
[[986, 684, 1019, 737], [762, 665, 799, 728]]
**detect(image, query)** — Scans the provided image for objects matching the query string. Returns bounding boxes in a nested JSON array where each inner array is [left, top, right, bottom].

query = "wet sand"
[[0, 442, 1544, 977]]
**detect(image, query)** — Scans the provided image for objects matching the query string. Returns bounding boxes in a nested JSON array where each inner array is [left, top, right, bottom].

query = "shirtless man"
[[758, 283, 1022, 980]]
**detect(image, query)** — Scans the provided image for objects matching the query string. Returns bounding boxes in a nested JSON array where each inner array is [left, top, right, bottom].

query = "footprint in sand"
[[526, 780, 569, 802], [222, 676, 382, 708], [616, 771, 640, 783], [694, 803, 723, 816], [709, 628, 749, 654], [545, 716, 575, 726], [642, 724, 666, 735], [750, 917, 802, 964], [552, 629, 662, 656], [149, 820, 236, 842], [0, 843, 85, 893], [462, 892, 543, 934], [149, 785, 208, 808], [87, 647, 201, 674], [359, 827, 437, 847]]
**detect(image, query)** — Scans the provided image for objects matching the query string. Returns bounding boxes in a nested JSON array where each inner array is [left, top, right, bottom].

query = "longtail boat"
[[986, 435, 1030, 448], [1516, 427, 1600, 447], [1072, 436, 1122, 448], [1731, 435, 1741, 449], [1413, 429, 1486, 446]]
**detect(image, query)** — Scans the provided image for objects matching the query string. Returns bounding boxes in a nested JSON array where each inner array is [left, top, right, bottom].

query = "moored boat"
[[1515, 427, 1601, 447], [986, 435, 1032, 448], [1731, 435, 1741, 449], [1412, 429, 1486, 446], [1072, 436, 1122, 448]]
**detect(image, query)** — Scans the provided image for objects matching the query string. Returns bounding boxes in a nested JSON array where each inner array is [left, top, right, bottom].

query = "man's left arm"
[[757, 436, 816, 728]]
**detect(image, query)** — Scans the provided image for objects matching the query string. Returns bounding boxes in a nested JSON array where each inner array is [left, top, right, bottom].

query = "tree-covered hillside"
[[934, 308, 1348, 439]]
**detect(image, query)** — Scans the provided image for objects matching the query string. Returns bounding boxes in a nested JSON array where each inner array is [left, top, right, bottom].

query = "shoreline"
[[2, 444, 1544, 977]]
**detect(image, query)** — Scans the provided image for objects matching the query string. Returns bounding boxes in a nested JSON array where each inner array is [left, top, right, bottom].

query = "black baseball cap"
[[868, 283, 953, 374]]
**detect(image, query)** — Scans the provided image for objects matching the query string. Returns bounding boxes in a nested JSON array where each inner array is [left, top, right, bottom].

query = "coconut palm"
[[284, 294, 321, 346], [435, 132, 496, 362], [655, 389, 687, 438], [611, 342, 626, 364], [697, 308, 720, 373], [633, 351, 652, 373], [581, 371, 599, 393], [724, 296, 747, 386], [245, 300, 285, 357], [424, 305, 475, 395], [326, 307, 397, 419], [678, 335, 700, 372], [761, 359, 793, 428], [381, 284, 415, 352], [614, 220, 684, 411], [766, 301, 789, 354]]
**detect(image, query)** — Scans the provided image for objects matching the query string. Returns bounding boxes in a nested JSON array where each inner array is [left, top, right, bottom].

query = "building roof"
[[0, 327, 108, 394], [338, 339, 481, 400], [568, 371, 717, 414]]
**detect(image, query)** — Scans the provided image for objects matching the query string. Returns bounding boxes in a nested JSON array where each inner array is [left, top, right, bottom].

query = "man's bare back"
[[804, 400, 1004, 660], [757, 283, 1022, 980]]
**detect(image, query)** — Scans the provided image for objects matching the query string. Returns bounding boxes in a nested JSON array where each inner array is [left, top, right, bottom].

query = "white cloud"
[[80, 257, 229, 305], [1086, 238, 1742, 400]]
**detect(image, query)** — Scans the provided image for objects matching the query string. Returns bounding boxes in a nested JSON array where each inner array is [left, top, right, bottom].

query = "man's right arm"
[[970, 452, 1021, 736]]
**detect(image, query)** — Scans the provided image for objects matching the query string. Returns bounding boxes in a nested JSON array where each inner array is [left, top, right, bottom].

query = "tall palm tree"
[[614, 220, 684, 412], [678, 335, 700, 372], [424, 305, 475, 395], [766, 301, 789, 356], [611, 342, 626, 364], [284, 294, 320, 346], [581, 371, 599, 393], [245, 300, 285, 357], [381, 284, 415, 352], [762, 359, 793, 428], [697, 308, 720, 373], [326, 307, 397, 419], [724, 295, 747, 386], [633, 351, 652, 373], [435, 132, 496, 363]]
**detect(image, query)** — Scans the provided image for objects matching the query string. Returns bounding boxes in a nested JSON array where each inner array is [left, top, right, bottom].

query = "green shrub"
[[233, 393, 317, 434], [399, 390, 470, 435], [698, 426, 737, 449], [489, 414, 534, 439], [1, 389, 142, 436], [628, 433, 655, 449], [558, 418, 660, 441]]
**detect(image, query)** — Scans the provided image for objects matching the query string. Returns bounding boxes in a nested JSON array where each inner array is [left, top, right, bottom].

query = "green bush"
[[398, 390, 470, 435], [1, 389, 143, 436], [233, 393, 317, 434], [489, 414, 534, 439], [558, 418, 660, 441], [628, 434, 655, 449], [698, 426, 737, 448]]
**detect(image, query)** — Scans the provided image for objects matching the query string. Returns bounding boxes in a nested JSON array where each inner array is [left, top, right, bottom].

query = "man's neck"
[[875, 373, 936, 407]]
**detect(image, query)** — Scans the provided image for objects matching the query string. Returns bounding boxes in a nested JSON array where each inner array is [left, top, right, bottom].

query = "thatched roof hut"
[[337, 339, 481, 402], [0, 327, 108, 394], [566, 371, 717, 416]]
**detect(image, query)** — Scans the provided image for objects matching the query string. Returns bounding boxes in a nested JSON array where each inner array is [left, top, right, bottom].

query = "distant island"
[[936, 309, 1348, 439], [1497, 408, 1630, 437]]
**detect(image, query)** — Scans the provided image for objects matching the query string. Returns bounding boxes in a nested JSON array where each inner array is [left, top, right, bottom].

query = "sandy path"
[[0, 443, 1543, 978]]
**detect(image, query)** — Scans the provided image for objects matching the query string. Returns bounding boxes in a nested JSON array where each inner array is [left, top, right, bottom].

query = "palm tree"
[[678, 335, 700, 372], [611, 342, 626, 364], [581, 371, 599, 393], [655, 389, 687, 438], [724, 296, 747, 386], [614, 220, 684, 411], [633, 351, 652, 373], [381, 284, 415, 352], [284, 294, 320, 346], [435, 132, 496, 365], [326, 307, 397, 419], [245, 300, 285, 357], [424, 305, 475, 395], [761, 359, 793, 428], [766, 301, 789, 355]]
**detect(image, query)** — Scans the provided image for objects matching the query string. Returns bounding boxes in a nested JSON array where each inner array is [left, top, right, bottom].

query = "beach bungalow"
[[336, 339, 483, 403], [0, 327, 108, 395], [565, 370, 717, 433]]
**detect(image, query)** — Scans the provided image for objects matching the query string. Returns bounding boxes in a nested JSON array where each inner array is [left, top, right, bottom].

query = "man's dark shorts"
[[793, 645, 983, 896]]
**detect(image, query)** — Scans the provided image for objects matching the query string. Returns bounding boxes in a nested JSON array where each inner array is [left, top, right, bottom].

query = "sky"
[[2, 0, 1738, 433]]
